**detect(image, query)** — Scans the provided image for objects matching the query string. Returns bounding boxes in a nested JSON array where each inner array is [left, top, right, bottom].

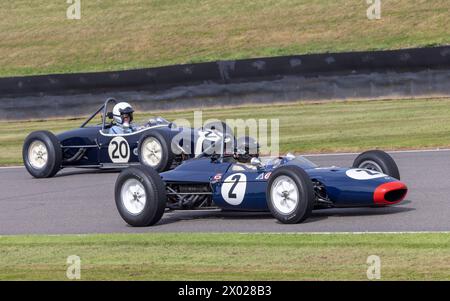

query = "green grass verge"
[[0, 233, 449, 280], [2, 98, 450, 166], [0, 0, 449, 77]]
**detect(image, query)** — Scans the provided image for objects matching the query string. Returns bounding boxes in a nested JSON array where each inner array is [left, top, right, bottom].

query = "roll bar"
[[80, 98, 117, 129], [101, 98, 117, 131]]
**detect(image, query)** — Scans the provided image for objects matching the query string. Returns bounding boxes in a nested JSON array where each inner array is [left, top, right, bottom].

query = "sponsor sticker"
[[256, 172, 272, 180]]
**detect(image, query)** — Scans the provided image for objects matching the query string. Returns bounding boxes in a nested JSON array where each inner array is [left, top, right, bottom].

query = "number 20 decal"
[[108, 136, 130, 163], [221, 173, 247, 205]]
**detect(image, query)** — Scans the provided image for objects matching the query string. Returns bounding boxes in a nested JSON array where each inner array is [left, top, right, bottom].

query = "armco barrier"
[[1, 46, 450, 119]]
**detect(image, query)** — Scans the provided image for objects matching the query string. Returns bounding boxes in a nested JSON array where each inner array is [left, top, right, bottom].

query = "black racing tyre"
[[22, 131, 62, 178], [115, 165, 167, 227], [138, 132, 175, 172], [266, 165, 315, 224], [352, 150, 400, 180]]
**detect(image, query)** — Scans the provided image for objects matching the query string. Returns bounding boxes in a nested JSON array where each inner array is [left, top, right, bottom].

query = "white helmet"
[[112, 102, 134, 127]]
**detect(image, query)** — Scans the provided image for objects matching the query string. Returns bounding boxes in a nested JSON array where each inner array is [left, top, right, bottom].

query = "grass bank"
[[0, 233, 448, 280], [1, 0, 449, 77], [1, 98, 450, 166]]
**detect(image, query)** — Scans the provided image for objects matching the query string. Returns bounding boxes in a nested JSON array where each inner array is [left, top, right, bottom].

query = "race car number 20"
[[108, 136, 130, 163], [221, 173, 247, 205]]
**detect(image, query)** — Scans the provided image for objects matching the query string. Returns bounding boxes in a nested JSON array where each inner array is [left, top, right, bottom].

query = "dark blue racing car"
[[22, 98, 231, 178], [114, 136, 408, 225]]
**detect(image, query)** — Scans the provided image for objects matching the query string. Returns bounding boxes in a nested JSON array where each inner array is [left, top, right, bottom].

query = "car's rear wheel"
[[267, 166, 314, 224], [138, 132, 174, 172], [352, 150, 400, 180], [115, 165, 167, 226], [22, 131, 62, 178]]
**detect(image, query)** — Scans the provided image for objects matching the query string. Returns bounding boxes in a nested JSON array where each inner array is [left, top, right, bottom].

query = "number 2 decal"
[[346, 168, 386, 180], [108, 137, 130, 163], [221, 173, 247, 205], [228, 174, 241, 199]]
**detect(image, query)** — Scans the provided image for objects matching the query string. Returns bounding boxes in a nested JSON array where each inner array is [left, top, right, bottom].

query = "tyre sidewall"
[[138, 131, 173, 172], [353, 150, 400, 180], [23, 131, 61, 178], [266, 166, 314, 224], [115, 166, 166, 226]]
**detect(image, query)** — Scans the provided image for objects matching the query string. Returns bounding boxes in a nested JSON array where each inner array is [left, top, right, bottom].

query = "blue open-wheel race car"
[[22, 98, 233, 178], [114, 136, 408, 226]]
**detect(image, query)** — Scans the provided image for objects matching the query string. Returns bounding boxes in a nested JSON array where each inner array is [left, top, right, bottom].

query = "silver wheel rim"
[[271, 175, 299, 215], [121, 179, 147, 215], [28, 140, 48, 169], [141, 137, 163, 167], [359, 160, 383, 172]]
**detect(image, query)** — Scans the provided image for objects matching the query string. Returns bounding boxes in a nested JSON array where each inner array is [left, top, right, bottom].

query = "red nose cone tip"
[[373, 181, 408, 205]]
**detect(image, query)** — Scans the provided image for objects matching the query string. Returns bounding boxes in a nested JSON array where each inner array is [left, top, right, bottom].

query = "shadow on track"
[[151, 202, 414, 227], [54, 168, 121, 178], [155, 210, 274, 226], [310, 204, 415, 219]]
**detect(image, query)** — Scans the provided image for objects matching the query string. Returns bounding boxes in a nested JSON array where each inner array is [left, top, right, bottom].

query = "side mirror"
[[251, 157, 263, 169]]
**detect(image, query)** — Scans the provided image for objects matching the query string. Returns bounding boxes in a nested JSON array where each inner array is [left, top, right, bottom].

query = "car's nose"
[[373, 181, 408, 205]]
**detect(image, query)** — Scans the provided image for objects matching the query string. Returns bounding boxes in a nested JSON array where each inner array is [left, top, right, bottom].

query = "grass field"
[[2, 98, 450, 166], [0, 233, 448, 280], [0, 0, 449, 77]]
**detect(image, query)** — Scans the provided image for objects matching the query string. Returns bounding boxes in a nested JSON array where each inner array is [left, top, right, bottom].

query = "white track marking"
[[303, 148, 450, 157], [1, 148, 450, 170], [0, 166, 24, 170], [0, 231, 448, 238], [238, 231, 450, 235]]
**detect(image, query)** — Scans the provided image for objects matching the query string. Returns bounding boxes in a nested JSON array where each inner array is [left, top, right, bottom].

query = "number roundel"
[[221, 173, 247, 205], [346, 168, 386, 180], [108, 137, 130, 163]]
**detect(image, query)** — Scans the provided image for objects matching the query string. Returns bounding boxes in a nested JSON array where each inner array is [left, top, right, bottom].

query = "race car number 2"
[[221, 173, 247, 205], [108, 136, 130, 163]]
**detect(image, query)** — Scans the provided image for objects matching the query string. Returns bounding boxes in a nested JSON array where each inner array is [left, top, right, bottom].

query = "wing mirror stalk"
[[251, 157, 264, 170]]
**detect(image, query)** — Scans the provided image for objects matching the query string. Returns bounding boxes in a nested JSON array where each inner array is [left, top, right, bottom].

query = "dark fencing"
[[1, 46, 450, 119], [1, 46, 450, 97]]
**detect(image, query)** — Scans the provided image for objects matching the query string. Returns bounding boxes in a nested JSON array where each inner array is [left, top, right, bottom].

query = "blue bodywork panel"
[[49, 99, 223, 169], [160, 156, 403, 209], [304, 167, 393, 206], [56, 123, 216, 167]]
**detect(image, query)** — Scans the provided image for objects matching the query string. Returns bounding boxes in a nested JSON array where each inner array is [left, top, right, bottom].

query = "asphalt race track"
[[1, 150, 449, 235]]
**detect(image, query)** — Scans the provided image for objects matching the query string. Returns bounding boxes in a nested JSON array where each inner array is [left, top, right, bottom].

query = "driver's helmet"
[[112, 102, 134, 128], [235, 136, 259, 163]]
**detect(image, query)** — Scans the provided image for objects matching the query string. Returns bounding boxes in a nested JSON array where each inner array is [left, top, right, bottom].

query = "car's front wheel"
[[22, 131, 62, 178], [138, 132, 174, 172], [352, 150, 400, 180], [115, 165, 167, 226], [266, 166, 315, 224]]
